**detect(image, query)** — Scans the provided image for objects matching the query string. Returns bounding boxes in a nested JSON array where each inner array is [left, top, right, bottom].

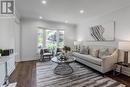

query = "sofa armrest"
[[101, 49, 118, 60], [101, 49, 118, 72]]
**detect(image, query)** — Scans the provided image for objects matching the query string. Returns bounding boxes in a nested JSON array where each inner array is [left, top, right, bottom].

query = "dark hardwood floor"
[[9, 61, 130, 87], [9, 61, 36, 87], [106, 72, 130, 87]]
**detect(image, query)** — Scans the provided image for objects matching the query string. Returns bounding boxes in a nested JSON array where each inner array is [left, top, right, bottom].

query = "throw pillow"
[[80, 46, 89, 55], [90, 48, 99, 57], [99, 48, 109, 58], [44, 49, 50, 53], [108, 48, 115, 55]]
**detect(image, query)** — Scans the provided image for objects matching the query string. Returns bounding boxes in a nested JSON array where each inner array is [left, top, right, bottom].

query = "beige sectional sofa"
[[73, 45, 118, 73]]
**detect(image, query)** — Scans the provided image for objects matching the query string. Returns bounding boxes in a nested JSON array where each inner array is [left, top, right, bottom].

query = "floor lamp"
[[119, 42, 130, 67]]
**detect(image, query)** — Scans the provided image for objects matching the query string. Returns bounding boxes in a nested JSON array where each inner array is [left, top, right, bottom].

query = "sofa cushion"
[[80, 46, 89, 55], [43, 53, 52, 56], [73, 52, 102, 66]]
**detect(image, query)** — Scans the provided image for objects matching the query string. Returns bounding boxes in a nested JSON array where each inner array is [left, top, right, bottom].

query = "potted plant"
[[57, 46, 71, 61], [63, 46, 71, 53]]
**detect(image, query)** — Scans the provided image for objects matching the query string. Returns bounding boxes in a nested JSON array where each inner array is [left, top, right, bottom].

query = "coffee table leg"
[[54, 63, 73, 75]]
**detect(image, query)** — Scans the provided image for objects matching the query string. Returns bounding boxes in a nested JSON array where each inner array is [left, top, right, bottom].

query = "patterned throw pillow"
[[90, 48, 99, 57], [99, 48, 109, 58], [80, 46, 89, 55]]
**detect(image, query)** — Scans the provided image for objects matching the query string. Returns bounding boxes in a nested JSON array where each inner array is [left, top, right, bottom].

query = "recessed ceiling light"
[[39, 16, 43, 19], [80, 10, 85, 14], [65, 20, 68, 23], [42, 0, 47, 4]]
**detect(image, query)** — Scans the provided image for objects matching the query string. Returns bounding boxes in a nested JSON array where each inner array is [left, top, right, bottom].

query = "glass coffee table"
[[51, 56, 76, 75]]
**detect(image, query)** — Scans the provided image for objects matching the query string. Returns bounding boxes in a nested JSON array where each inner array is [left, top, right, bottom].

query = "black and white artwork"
[[90, 22, 115, 41]]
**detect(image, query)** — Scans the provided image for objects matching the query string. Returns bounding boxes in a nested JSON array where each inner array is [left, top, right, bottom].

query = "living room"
[[0, 0, 130, 87]]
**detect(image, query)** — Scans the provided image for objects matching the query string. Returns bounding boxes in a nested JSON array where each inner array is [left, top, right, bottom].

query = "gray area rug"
[[36, 62, 125, 87]]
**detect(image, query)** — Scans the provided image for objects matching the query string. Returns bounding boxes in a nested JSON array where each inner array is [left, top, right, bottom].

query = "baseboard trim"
[[21, 58, 38, 62]]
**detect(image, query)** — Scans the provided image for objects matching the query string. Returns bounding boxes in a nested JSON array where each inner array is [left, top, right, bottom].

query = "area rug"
[[36, 62, 126, 87]]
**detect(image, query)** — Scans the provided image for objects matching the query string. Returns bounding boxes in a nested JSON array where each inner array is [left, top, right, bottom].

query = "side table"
[[113, 62, 130, 76]]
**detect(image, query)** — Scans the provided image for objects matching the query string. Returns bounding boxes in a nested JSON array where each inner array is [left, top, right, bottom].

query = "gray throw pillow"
[[80, 46, 89, 55], [99, 48, 109, 58]]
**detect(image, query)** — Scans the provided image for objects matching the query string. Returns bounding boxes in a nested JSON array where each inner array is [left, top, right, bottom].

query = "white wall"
[[0, 17, 21, 62], [14, 19, 21, 62], [21, 18, 77, 61], [77, 5, 130, 63], [77, 5, 130, 41], [0, 18, 15, 49]]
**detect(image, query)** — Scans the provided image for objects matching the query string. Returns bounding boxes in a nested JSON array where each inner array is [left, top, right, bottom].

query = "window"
[[37, 29, 64, 49], [58, 31, 64, 48], [37, 29, 44, 49], [46, 30, 57, 49]]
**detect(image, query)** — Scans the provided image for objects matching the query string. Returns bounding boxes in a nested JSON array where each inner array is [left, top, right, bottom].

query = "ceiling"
[[16, 0, 130, 24]]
